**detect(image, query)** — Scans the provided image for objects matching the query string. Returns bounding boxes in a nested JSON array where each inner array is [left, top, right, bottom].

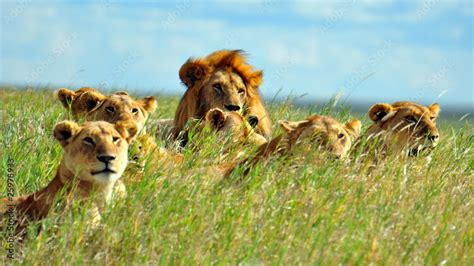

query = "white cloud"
[[0, 1, 471, 106]]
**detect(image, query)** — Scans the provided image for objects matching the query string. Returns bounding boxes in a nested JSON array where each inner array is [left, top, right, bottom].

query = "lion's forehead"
[[397, 106, 432, 118], [211, 70, 245, 87], [304, 118, 347, 138], [78, 123, 117, 138], [106, 95, 137, 108]]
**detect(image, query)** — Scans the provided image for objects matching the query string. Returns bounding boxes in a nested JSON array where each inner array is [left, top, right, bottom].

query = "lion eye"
[[213, 84, 223, 93], [238, 89, 245, 95], [338, 133, 345, 139], [86, 100, 97, 110], [405, 116, 418, 124], [106, 106, 115, 114], [132, 108, 139, 114], [112, 136, 120, 143], [83, 137, 95, 146]]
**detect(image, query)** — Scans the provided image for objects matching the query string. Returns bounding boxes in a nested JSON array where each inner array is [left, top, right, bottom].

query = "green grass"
[[1, 88, 473, 264]]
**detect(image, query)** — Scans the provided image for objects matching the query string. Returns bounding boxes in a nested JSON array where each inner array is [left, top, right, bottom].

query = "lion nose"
[[224, 104, 240, 111], [97, 155, 115, 163], [428, 134, 439, 143]]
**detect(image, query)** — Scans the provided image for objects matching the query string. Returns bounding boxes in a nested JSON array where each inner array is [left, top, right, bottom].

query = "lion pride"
[[173, 49, 271, 141]]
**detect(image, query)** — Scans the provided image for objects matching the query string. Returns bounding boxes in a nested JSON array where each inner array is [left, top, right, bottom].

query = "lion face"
[[279, 115, 362, 158], [203, 108, 267, 146], [175, 50, 271, 139], [57, 89, 157, 135], [53, 120, 137, 186], [367, 101, 440, 155], [56, 87, 106, 118], [85, 93, 156, 134], [200, 70, 247, 113]]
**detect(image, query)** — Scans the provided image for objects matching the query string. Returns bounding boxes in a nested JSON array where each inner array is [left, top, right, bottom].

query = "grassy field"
[[0, 88, 473, 264]]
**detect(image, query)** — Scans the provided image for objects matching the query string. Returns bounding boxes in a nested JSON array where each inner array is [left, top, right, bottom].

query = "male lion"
[[366, 101, 440, 156], [173, 49, 271, 141], [221, 115, 362, 178], [0, 120, 137, 236]]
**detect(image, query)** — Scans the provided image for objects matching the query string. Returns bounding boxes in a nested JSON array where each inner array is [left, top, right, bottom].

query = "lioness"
[[55, 87, 106, 119], [56, 88, 157, 135], [0, 120, 137, 235], [56, 88, 159, 187], [366, 101, 440, 156], [174, 49, 271, 141], [222, 115, 362, 177]]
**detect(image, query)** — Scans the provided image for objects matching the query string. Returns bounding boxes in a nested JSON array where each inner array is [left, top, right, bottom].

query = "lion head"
[[367, 101, 440, 155], [56, 87, 106, 119], [279, 115, 362, 158], [57, 88, 157, 135], [174, 49, 271, 140], [53, 120, 137, 187], [202, 108, 267, 147]]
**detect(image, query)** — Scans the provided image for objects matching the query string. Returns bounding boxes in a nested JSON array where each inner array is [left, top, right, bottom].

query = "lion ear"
[[247, 70, 263, 90], [205, 108, 226, 130], [56, 88, 77, 108], [345, 119, 362, 139], [368, 103, 395, 122], [279, 120, 306, 134], [54, 121, 80, 147], [115, 121, 138, 144], [428, 103, 440, 118], [139, 96, 157, 113], [179, 58, 211, 88]]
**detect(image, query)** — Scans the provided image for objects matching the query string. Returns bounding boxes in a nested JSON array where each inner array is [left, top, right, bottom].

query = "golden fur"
[[278, 115, 362, 158], [366, 101, 440, 155], [126, 134, 183, 181], [57, 88, 157, 135], [222, 115, 362, 177], [0, 120, 137, 235], [56, 87, 106, 119], [173, 49, 271, 140], [56, 88, 159, 185], [201, 108, 267, 147]]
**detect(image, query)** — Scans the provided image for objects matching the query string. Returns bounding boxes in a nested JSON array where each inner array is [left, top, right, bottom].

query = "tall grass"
[[0, 89, 472, 264]]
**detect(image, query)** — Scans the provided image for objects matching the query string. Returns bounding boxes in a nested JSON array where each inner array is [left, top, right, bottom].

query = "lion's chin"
[[90, 168, 121, 184]]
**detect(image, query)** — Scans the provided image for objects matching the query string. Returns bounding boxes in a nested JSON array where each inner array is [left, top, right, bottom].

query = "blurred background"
[[1, 0, 472, 115]]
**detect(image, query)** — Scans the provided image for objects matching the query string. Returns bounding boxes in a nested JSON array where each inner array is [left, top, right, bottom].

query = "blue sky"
[[1, 0, 472, 108]]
